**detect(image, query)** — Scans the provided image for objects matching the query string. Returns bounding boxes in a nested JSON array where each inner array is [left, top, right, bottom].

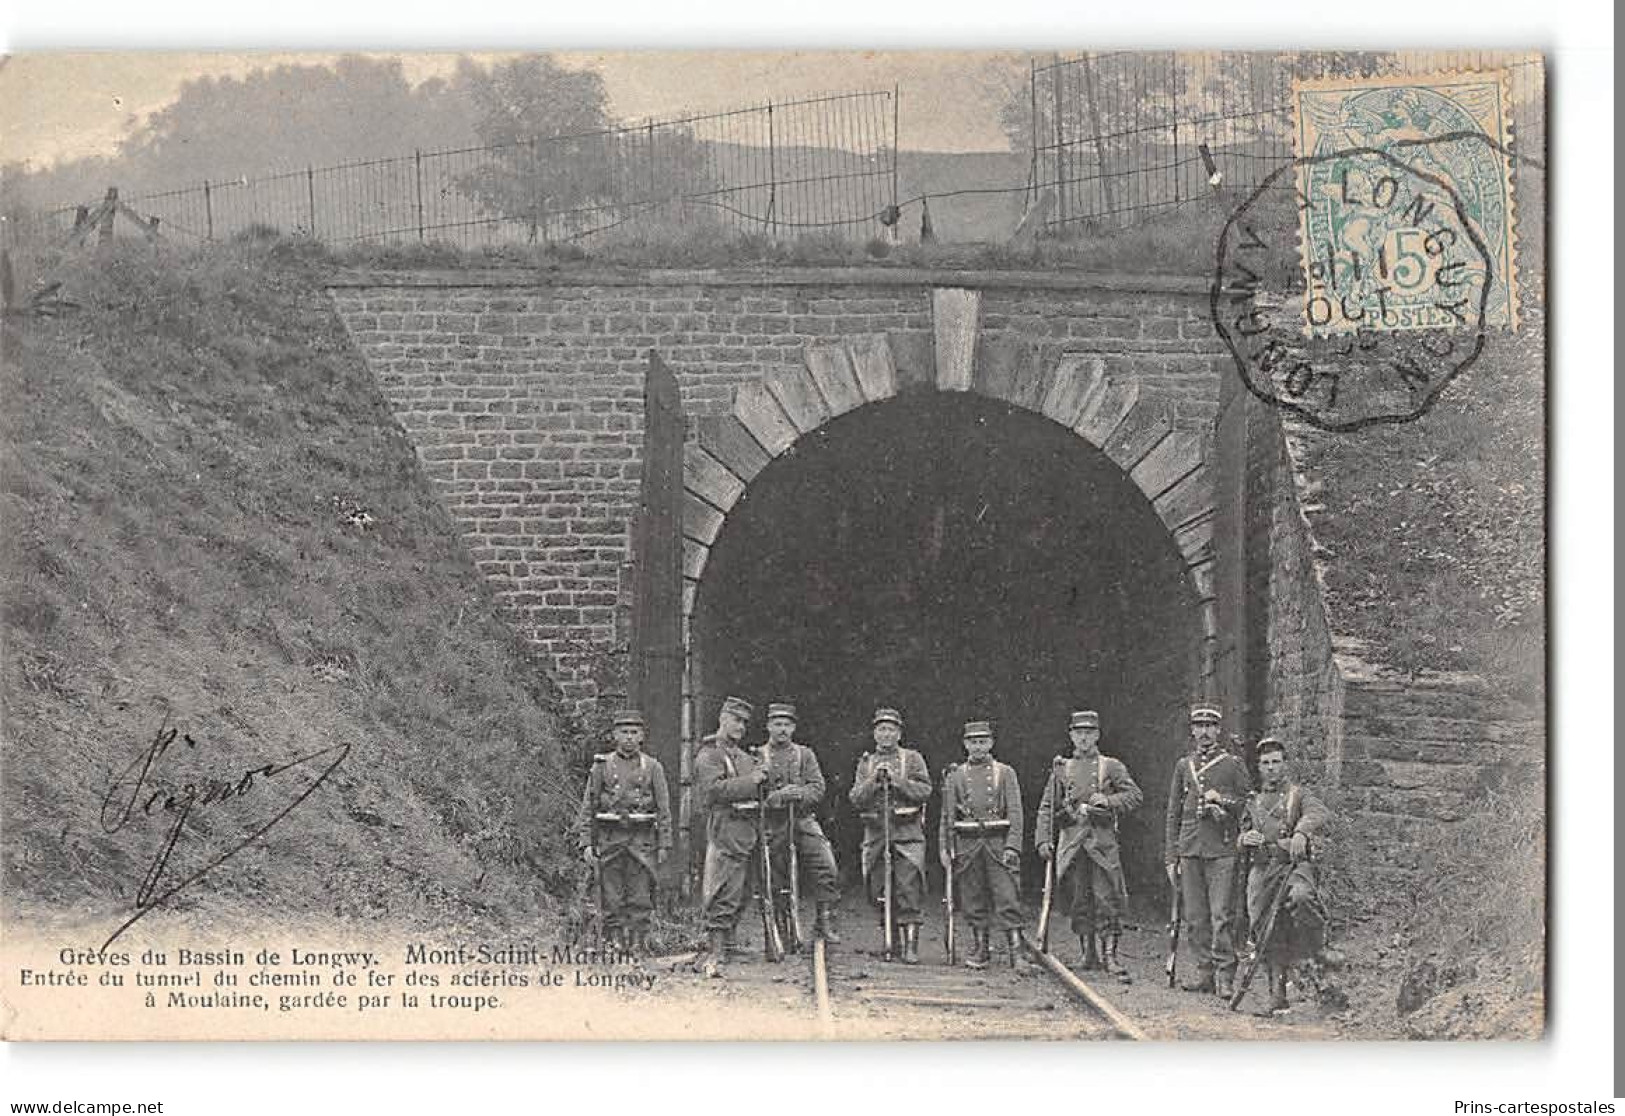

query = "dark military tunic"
[[693, 736, 765, 933], [1241, 782, 1331, 964], [941, 758, 1025, 932], [575, 750, 673, 933], [849, 745, 932, 925], [1035, 751, 1142, 937], [1164, 747, 1252, 982], [755, 740, 840, 904]]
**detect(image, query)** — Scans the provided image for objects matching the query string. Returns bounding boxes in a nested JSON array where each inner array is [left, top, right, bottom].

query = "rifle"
[[1036, 758, 1063, 953], [880, 765, 895, 962], [784, 801, 804, 953], [756, 781, 786, 962], [941, 764, 957, 964], [1165, 863, 1181, 988], [1229, 864, 1292, 1011]]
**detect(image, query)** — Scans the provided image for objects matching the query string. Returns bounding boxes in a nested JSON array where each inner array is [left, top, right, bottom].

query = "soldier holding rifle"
[[850, 707, 932, 964], [693, 695, 767, 978], [1235, 736, 1332, 1015], [1035, 710, 1143, 982], [1164, 703, 1252, 998], [576, 709, 673, 954], [756, 702, 843, 945], [941, 721, 1029, 973]]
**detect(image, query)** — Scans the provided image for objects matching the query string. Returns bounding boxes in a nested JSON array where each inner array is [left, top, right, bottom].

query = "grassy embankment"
[[1, 239, 579, 938]]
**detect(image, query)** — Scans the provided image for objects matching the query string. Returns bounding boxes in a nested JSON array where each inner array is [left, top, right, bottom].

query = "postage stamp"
[[1292, 71, 1519, 334], [1212, 136, 1497, 431]]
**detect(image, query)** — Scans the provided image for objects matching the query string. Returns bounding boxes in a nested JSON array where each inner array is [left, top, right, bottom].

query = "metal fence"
[[1029, 50, 1544, 233], [18, 89, 899, 249]]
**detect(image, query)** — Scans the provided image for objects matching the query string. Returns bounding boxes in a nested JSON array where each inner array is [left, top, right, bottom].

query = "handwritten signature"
[[97, 715, 350, 950]]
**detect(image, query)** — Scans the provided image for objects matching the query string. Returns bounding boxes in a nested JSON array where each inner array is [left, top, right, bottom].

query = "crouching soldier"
[[757, 702, 843, 944], [1036, 709, 1143, 981], [1238, 736, 1332, 1015], [693, 695, 766, 978], [576, 709, 673, 953], [849, 707, 932, 963], [942, 721, 1029, 972]]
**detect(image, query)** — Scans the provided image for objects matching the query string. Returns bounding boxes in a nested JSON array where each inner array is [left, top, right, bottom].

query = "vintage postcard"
[[0, 48, 1546, 1041]]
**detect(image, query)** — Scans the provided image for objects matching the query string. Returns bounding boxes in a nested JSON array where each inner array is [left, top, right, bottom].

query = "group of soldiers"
[[576, 696, 1333, 1016]]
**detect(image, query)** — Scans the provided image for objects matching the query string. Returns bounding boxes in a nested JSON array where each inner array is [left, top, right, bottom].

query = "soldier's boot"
[[724, 927, 745, 960], [630, 925, 649, 956], [1213, 969, 1234, 1000], [815, 902, 842, 945], [1181, 968, 1216, 994], [964, 929, 988, 970], [1080, 933, 1102, 971], [901, 924, 920, 965], [703, 930, 728, 979], [1105, 934, 1133, 984], [1006, 930, 1033, 974]]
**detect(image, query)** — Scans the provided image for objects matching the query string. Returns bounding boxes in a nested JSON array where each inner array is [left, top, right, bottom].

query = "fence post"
[[414, 150, 425, 243], [529, 137, 540, 245], [1081, 53, 1118, 217], [98, 187, 117, 246], [766, 101, 777, 238], [307, 166, 317, 237], [1028, 61, 1039, 207], [203, 180, 214, 241], [646, 122, 657, 216], [891, 84, 900, 222], [1051, 56, 1065, 229], [1170, 53, 1181, 205]]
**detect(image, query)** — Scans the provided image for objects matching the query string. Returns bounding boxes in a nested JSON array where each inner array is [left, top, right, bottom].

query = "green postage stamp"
[[1293, 71, 1520, 334]]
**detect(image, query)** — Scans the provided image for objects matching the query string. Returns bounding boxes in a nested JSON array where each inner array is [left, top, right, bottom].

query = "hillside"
[[0, 238, 577, 937]]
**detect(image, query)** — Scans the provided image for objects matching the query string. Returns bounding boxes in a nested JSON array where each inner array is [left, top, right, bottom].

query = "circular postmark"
[[1211, 136, 1498, 433]]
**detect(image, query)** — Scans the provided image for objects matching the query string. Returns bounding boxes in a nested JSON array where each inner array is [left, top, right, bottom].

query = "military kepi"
[[1069, 710, 1100, 729], [766, 702, 798, 721], [612, 708, 645, 728], [872, 707, 903, 727], [1190, 703, 1222, 723], [963, 720, 993, 737], [720, 695, 754, 720]]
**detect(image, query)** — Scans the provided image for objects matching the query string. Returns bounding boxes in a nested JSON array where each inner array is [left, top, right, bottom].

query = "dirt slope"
[[1, 239, 575, 936]]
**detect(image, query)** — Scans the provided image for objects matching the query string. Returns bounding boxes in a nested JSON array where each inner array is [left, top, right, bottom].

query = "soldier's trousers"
[[599, 846, 656, 932], [1064, 854, 1127, 937], [865, 846, 925, 925], [1247, 860, 1326, 963], [769, 825, 841, 904], [1179, 854, 1238, 980], [954, 843, 1022, 932], [701, 845, 755, 933]]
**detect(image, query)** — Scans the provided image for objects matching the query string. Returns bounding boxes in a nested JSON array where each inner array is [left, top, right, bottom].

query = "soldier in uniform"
[[692, 695, 767, 978], [1164, 703, 1253, 998], [941, 720, 1029, 972], [756, 702, 844, 943], [1238, 736, 1332, 1015], [1035, 709, 1143, 982], [576, 709, 674, 953], [849, 707, 932, 963]]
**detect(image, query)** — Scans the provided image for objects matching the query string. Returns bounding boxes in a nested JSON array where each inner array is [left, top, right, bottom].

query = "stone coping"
[[325, 266, 1213, 296]]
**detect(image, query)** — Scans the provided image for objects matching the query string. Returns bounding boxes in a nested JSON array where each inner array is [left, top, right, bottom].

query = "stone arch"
[[677, 286, 1217, 739]]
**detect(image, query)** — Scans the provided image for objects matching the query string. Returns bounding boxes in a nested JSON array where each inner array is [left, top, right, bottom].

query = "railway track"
[[800, 905, 1148, 1040]]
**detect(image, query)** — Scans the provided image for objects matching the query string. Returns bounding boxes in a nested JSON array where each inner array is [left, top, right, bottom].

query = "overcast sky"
[[0, 50, 1035, 166]]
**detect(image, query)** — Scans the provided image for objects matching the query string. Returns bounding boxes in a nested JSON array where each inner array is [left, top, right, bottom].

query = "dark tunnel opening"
[[693, 393, 1202, 907]]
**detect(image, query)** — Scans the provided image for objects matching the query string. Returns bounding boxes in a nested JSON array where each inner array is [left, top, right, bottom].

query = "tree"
[[452, 56, 722, 240], [116, 56, 474, 187], [451, 56, 618, 238]]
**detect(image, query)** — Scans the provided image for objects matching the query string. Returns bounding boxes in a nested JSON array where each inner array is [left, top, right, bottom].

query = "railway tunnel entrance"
[[692, 392, 1202, 901]]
